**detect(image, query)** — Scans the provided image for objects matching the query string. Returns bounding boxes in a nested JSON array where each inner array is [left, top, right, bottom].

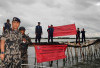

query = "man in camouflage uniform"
[[19, 27, 31, 68], [0, 17, 22, 68]]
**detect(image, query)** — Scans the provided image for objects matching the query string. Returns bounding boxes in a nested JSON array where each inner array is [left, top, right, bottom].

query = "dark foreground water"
[[26, 39, 100, 68]]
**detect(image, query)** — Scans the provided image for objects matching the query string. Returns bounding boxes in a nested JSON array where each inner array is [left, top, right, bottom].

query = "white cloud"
[[0, 0, 100, 37], [96, 2, 100, 6]]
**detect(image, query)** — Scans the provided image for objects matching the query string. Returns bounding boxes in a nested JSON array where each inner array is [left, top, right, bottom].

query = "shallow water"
[[27, 39, 100, 68]]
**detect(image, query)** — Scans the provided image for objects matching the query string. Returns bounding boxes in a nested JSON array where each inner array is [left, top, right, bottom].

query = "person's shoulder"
[[40, 26, 42, 27], [24, 34, 28, 37], [5, 29, 10, 33], [4, 22, 6, 25], [24, 34, 30, 39], [9, 23, 11, 25], [17, 31, 22, 38], [36, 25, 38, 27], [18, 31, 22, 34], [1, 29, 10, 40], [48, 27, 50, 29], [26, 35, 30, 38]]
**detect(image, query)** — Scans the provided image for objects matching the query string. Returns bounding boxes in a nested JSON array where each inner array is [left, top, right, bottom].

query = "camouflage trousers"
[[21, 53, 29, 68], [1, 54, 21, 68]]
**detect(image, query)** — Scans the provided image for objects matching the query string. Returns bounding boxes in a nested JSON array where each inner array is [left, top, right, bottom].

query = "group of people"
[[0, 17, 86, 68], [76, 28, 86, 44], [0, 17, 54, 68], [35, 22, 86, 44], [1, 17, 32, 68], [35, 22, 54, 43]]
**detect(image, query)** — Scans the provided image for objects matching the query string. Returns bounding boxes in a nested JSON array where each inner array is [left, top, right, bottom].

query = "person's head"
[[12, 17, 21, 30], [19, 27, 25, 35], [7, 19, 10, 23], [51, 25, 53, 28], [38, 22, 40, 26], [77, 28, 79, 31]]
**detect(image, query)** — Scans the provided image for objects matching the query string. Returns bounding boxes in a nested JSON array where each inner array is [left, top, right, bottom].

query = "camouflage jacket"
[[1, 29, 22, 55], [20, 34, 31, 51]]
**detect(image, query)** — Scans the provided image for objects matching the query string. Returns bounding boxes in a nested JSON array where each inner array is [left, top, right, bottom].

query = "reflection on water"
[[26, 39, 100, 68], [31, 39, 96, 43]]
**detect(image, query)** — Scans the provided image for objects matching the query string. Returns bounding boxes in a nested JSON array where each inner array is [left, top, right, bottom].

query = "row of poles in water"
[[23, 40, 100, 68]]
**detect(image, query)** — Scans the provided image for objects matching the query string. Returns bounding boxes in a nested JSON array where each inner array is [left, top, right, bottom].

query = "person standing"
[[81, 28, 86, 43], [19, 27, 31, 68], [1, 17, 22, 68], [19, 26, 31, 68], [47, 25, 54, 43], [3, 19, 11, 33], [35, 22, 42, 43], [76, 28, 80, 44]]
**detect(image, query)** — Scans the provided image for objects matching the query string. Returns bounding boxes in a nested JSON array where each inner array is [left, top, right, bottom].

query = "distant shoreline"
[[31, 37, 99, 39], [0, 35, 99, 39]]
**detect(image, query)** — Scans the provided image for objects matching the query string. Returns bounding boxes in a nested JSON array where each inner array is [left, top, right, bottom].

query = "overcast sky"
[[0, 0, 100, 38]]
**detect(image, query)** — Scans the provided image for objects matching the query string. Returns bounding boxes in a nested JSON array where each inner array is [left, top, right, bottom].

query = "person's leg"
[[21, 51, 24, 64], [35, 35, 38, 43], [48, 35, 50, 43], [22, 53, 29, 68], [79, 36, 80, 44], [13, 54, 21, 68], [84, 36, 86, 42], [1, 54, 12, 68], [49, 35, 51, 42], [1, 61, 9, 68], [38, 37, 40, 43], [51, 35, 53, 43], [38, 34, 41, 43], [15, 59, 21, 68], [40, 35, 41, 43], [76, 35, 78, 44], [82, 36, 83, 43]]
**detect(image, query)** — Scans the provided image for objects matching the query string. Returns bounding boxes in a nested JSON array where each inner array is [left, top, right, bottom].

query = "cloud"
[[0, 0, 100, 37]]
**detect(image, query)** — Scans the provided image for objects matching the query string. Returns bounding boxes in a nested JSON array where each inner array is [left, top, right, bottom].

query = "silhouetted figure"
[[81, 28, 86, 43], [3, 19, 11, 33], [35, 22, 42, 43], [47, 25, 54, 43], [76, 28, 80, 44]]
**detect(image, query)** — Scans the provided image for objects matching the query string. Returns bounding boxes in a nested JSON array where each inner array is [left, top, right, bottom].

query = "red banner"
[[52, 24, 77, 37], [35, 45, 67, 63]]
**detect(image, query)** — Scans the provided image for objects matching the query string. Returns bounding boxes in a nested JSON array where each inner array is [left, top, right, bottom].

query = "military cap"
[[12, 17, 21, 23], [19, 26, 25, 31]]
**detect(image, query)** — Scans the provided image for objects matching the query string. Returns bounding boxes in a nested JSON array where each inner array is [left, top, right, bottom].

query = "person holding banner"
[[76, 28, 80, 44], [47, 25, 54, 43]]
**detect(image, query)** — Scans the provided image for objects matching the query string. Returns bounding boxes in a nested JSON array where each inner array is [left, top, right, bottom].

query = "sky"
[[0, 0, 100, 38]]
